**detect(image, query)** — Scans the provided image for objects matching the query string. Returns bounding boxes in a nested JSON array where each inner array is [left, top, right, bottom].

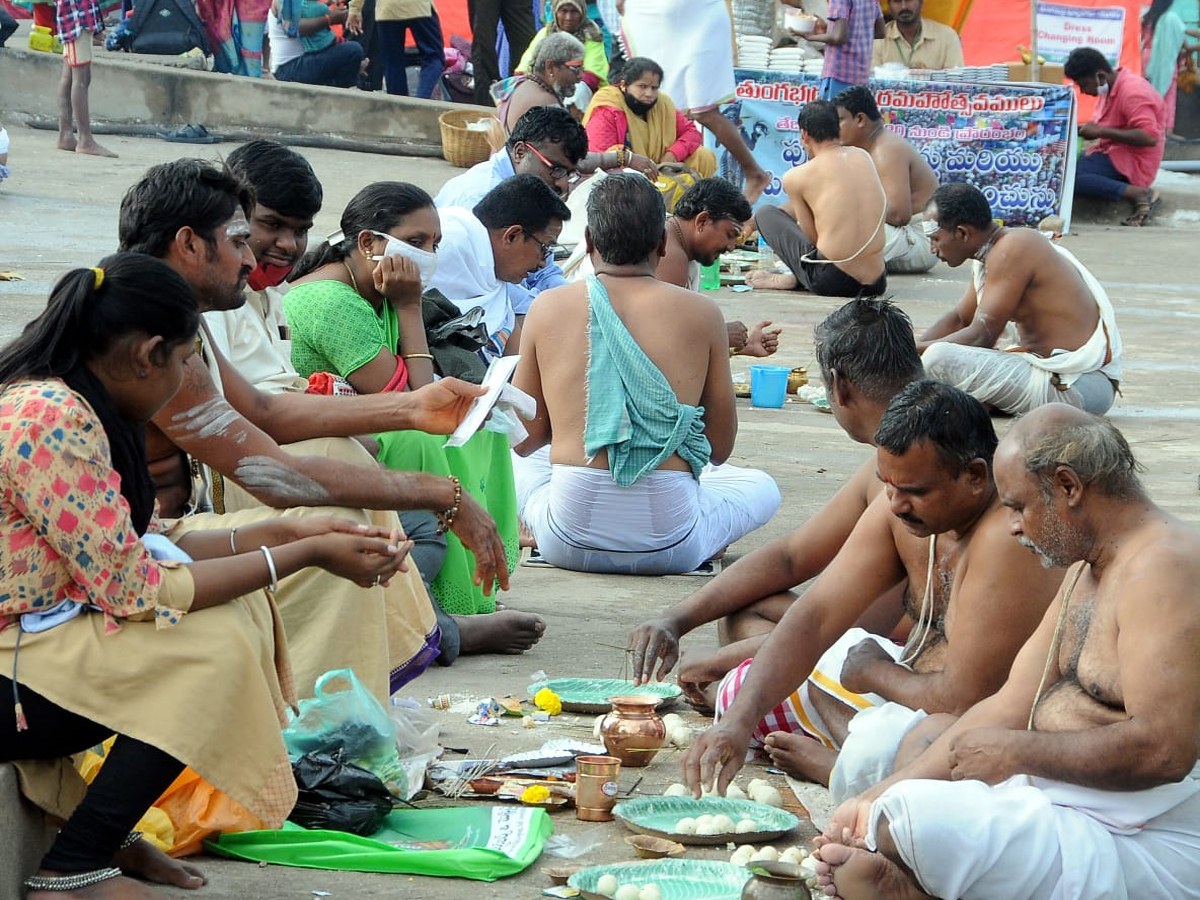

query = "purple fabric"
[[389, 624, 441, 692], [821, 0, 880, 86]]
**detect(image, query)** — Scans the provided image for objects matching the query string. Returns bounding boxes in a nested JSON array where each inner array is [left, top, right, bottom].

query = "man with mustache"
[[812, 405, 1200, 900], [871, 0, 963, 71], [684, 381, 1063, 801]]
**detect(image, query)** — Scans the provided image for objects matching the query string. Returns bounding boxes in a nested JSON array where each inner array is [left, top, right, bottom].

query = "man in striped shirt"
[[785, 0, 885, 100]]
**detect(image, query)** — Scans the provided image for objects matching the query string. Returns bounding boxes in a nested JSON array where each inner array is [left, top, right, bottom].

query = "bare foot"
[[815, 842, 931, 900], [518, 521, 537, 549], [76, 139, 118, 158], [745, 270, 798, 291], [743, 170, 771, 206], [57, 135, 78, 152], [115, 838, 206, 888], [26, 871, 168, 900], [456, 609, 545, 655], [763, 730, 836, 785], [680, 680, 718, 716]]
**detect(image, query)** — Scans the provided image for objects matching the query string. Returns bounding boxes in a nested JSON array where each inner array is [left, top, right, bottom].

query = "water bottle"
[[758, 235, 778, 271], [700, 260, 721, 290]]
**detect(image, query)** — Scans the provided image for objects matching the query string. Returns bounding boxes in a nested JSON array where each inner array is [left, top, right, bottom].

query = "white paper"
[[445, 355, 521, 447]]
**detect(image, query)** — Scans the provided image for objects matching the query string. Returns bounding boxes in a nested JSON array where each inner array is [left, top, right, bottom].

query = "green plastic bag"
[[206, 806, 552, 881]]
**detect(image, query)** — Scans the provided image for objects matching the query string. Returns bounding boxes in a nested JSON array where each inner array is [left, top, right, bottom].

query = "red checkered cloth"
[[821, 0, 882, 87], [55, 0, 103, 43]]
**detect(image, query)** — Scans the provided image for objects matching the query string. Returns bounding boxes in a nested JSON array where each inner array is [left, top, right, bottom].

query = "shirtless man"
[[118, 159, 547, 657], [920, 183, 1123, 415], [628, 298, 922, 699], [834, 86, 938, 275], [813, 405, 1200, 900], [681, 382, 1063, 797], [512, 173, 780, 575], [747, 100, 887, 297], [496, 32, 584, 133]]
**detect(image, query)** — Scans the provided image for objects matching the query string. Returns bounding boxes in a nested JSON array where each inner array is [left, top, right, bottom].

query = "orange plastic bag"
[[153, 768, 267, 858]]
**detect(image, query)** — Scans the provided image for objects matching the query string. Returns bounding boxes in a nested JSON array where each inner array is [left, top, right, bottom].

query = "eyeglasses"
[[523, 229, 566, 260], [522, 142, 576, 182], [564, 63, 584, 74]]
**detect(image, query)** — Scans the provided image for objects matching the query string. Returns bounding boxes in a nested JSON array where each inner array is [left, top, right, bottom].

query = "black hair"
[[833, 85, 882, 122], [0, 253, 199, 384], [291, 181, 434, 280], [586, 172, 665, 265], [1143, 0, 1175, 31], [507, 105, 590, 165], [674, 178, 753, 226], [472, 173, 572, 231], [1064, 47, 1113, 82], [927, 182, 993, 231], [118, 158, 254, 259], [875, 381, 998, 473], [620, 56, 664, 85], [227, 139, 323, 220], [814, 297, 923, 404], [799, 100, 841, 142]]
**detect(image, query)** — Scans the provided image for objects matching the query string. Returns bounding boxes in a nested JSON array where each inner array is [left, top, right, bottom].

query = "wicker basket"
[[438, 109, 498, 168]]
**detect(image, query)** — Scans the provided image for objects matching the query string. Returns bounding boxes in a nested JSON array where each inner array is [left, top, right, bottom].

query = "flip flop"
[[158, 124, 221, 144], [1121, 192, 1160, 227]]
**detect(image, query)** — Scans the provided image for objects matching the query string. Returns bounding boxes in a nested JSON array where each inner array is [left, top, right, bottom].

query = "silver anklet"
[[120, 831, 143, 850], [24, 867, 122, 891]]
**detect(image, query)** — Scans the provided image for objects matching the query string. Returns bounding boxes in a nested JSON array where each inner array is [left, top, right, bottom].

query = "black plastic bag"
[[289, 750, 395, 837]]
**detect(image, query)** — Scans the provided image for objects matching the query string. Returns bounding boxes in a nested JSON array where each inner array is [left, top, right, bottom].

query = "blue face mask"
[[370, 231, 439, 290]]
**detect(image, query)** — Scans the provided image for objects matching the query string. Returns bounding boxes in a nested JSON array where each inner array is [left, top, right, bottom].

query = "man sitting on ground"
[[431, 174, 572, 362], [493, 32, 585, 133], [813, 405, 1200, 900], [512, 174, 781, 575], [628, 298, 922, 696], [835, 86, 938, 275], [1065, 46, 1166, 227], [920, 183, 1123, 415], [583, 57, 717, 178], [682, 382, 1063, 798], [747, 100, 887, 297]]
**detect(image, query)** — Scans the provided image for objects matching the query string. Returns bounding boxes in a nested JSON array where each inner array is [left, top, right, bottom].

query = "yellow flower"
[[533, 688, 562, 716], [521, 784, 552, 804]]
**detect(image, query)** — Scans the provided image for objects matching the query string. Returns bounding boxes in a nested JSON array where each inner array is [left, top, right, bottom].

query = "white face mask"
[[370, 230, 439, 290], [1096, 79, 1109, 97]]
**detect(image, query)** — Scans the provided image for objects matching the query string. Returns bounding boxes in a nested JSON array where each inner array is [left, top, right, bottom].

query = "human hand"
[[627, 618, 682, 685], [373, 253, 423, 309], [838, 638, 893, 694], [629, 152, 659, 179], [660, 151, 679, 165], [404, 378, 487, 435], [316, 530, 412, 588], [286, 514, 406, 545], [726, 320, 749, 353], [679, 718, 749, 797], [677, 649, 729, 710], [947, 726, 1016, 785], [1078, 122, 1102, 140], [346, 11, 362, 33], [449, 491, 511, 596], [738, 321, 781, 357]]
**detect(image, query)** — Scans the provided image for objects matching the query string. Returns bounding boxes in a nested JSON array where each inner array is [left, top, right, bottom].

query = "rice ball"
[[663, 783, 690, 797], [674, 816, 697, 834], [615, 884, 641, 900], [730, 845, 755, 866], [735, 818, 758, 834], [596, 874, 619, 896], [751, 846, 779, 862], [639, 884, 662, 900], [661, 713, 684, 733], [712, 814, 736, 833], [669, 726, 693, 748], [779, 846, 807, 864], [725, 783, 747, 800]]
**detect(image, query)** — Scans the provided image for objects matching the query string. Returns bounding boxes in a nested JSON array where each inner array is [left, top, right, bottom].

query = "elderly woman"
[[517, 0, 608, 100], [492, 31, 586, 131]]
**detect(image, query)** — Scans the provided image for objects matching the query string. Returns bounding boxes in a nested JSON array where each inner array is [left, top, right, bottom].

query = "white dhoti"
[[514, 447, 779, 575], [621, 0, 736, 112], [827, 702, 927, 804], [883, 218, 937, 274], [868, 762, 1200, 900]]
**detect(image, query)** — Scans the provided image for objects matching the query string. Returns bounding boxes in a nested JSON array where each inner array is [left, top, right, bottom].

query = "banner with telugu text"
[[710, 70, 1078, 229]]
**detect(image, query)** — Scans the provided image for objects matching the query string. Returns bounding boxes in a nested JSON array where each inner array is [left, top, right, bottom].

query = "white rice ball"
[[735, 818, 758, 834], [669, 726, 693, 748], [725, 783, 747, 800], [596, 874, 619, 896], [730, 845, 755, 866], [615, 884, 641, 900], [663, 783, 690, 797], [639, 884, 662, 900], [751, 846, 779, 862], [712, 814, 736, 833], [661, 713, 684, 733], [748, 778, 768, 793], [779, 846, 807, 864], [674, 816, 697, 834], [695, 819, 722, 836], [798, 855, 820, 875], [695, 814, 716, 829]]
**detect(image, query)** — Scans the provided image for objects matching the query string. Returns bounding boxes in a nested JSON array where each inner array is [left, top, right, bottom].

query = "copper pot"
[[600, 695, 667, 767]]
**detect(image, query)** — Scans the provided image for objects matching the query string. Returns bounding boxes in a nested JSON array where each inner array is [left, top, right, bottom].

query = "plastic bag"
[[388, 697, 442, 800], [154, 767, 267, 857], [78, 739, 177, 853], [289, 750, 395, 837], [284, 668, 409, 798]]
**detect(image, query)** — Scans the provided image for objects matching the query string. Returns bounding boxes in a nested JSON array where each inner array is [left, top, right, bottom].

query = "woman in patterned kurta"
[[0, 254, 409, 894]]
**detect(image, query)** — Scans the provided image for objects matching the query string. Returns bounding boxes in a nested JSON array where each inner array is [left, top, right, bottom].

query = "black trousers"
[[757, 204, 888, 298], [0, 676, 183, 873], [0, 7, 18, 47], [468, 0, 536, 105]]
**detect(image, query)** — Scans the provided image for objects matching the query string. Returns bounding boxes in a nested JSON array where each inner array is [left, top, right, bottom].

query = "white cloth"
[[204, 287, 308, 396], [868, 761, 1200, 900], [827, 701, 927, 804], [267, 11, 304, 73], [427, 206, 516, 359], [434, 151, 514, 210], [883, 219, 937, 274], [621, 0, 736, 111], [514, 447, 779, 575]]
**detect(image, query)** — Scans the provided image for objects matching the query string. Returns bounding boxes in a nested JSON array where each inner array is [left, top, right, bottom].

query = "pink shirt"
[[1089, 68, 1166, 188]]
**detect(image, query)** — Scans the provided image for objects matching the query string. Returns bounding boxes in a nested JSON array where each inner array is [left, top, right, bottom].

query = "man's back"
[[874, 129, 938, 224], [785, 145, 886, 284], [522, 275, 732, 471]]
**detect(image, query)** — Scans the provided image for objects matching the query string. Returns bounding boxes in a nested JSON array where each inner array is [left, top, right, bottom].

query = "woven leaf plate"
[[568, 858, 751, 900], [613, 796, 798, 845], [529, 678, 681, 714]]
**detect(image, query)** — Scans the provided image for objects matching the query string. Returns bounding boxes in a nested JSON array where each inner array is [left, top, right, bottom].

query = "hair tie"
[[90, 267, 105, 290], [326, 229, 346, 247]]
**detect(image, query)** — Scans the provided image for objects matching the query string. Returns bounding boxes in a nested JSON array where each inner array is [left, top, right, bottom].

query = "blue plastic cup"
[[749, 365, 790, 408]]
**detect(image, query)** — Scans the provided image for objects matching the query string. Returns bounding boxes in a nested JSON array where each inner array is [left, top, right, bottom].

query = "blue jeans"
[[819, 76, 857, 101], [275, 41, 364, 88], [1074, 151, 1131, 202], [377, 13, 445, 98]]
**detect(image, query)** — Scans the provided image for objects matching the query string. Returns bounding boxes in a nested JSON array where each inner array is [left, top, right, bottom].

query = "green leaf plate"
[[530, 678, 681, 714], [613, 796, 799, 845], [568, 858, 751, 900]]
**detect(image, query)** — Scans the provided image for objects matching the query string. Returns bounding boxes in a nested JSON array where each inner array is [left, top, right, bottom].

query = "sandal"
[[1121, 192, 1161, 227], [24, 867, 123, 892]]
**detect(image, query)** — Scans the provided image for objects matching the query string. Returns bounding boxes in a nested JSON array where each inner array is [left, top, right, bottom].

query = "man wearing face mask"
[[1065, 46, 1166, 227]]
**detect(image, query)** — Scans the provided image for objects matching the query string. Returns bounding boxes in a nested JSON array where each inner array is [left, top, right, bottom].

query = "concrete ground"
[[1, 120, 1199, 899]]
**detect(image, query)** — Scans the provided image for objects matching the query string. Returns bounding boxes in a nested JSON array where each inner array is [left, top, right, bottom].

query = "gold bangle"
[[729, 346, 739, 357], [402, 352, 435, 361]]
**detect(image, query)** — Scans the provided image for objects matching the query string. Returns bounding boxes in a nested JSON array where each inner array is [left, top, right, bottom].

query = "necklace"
[[973, 224, 1003, 264], [343, 259, 361, 296], [866, 123, 885, 149], [527, 72, 565, 107], [668, 215, 688, 257]]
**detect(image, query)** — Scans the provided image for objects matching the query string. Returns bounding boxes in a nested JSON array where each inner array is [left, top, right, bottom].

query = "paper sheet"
[[445, 355, 521, 447]]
